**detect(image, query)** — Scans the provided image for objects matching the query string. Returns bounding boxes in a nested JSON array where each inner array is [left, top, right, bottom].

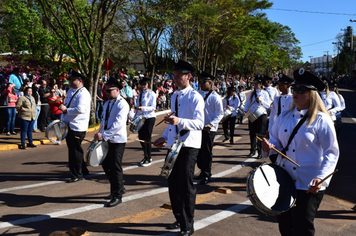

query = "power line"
[[270, 8, 356, 16], [300, 38, 336, 47]]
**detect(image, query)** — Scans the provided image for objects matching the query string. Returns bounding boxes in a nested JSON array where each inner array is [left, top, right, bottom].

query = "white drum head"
[[45, 120, 68, 143], [87, 141, 109, 167]]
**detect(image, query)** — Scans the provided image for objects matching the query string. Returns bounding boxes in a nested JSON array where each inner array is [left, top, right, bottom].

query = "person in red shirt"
[[48, 88, 64, 120]]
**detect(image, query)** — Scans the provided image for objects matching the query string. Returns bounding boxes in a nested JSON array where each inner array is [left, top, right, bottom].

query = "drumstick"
[[256, 136, 300, 167], [136, 139, 156, 145], [155, 111, 176, 127], [307, 169, 338, 193], [75, 137, 93, 142]]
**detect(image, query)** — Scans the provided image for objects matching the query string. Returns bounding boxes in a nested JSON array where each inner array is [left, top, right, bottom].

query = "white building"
[[310, 55, 334, 75]]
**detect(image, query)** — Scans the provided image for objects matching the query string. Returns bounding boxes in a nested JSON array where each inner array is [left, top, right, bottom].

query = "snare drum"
[[160, 140, 184, 179], [246, 163, 297, 216], [129, 115, 146, 133], [247, 105, 267, 123], [45, 120, 68, 143], [220, 109, 232, 123], [236, 105, 245, 118], [86, 140, 109, 167]]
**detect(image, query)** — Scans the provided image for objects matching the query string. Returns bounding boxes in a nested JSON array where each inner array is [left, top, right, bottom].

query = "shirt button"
[[179, 104, 180, 106], [293, 167, 296, 170], [301, 115, 304, 118], [292, 115, 294, 117], [169, 129, 171, 131], [284, 129, 287, 132], [283, 164, 285, 167], [293, 149, 295, 152]]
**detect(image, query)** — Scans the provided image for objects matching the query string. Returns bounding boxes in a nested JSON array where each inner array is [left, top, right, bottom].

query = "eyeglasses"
[[291, 86, 309, 94], [105, 88, 117, 93], [199, 80, 209, 84], [51, 91, 56, 93]]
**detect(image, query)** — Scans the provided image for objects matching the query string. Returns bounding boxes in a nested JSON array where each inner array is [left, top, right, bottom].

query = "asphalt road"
[[0, 88, 355, 236]]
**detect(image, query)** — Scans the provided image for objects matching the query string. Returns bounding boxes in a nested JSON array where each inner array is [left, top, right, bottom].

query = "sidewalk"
[[0, 109, 171, 151]]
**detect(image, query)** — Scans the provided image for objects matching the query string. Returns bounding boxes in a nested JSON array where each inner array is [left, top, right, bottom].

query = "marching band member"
[[222, 86, 239, 144], [264, 75, 279, 103], [236, 85, 246, 124], [59, 71, 91, 183], [268, 74, 294, 132], [94, 76, 129, 207], [244, 75, 272, 159], [329, 79, 345, 136], [196, 71, 224, 185], [319, 76, 342, 136], [136, 77, 156, 167], [154, 59, 204, 236], [261, 68, 339, 236]]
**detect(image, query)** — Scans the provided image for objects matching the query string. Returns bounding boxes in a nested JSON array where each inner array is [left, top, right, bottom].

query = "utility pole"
[[349, 20, 355, 77], [332, 42, 340, 76], [308, 56, 313, 71], [324, 51, 329, 75]]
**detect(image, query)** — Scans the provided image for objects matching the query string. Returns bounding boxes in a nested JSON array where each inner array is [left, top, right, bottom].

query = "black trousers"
[[168, 147, 199, 232], [197, 130, 216, 178], [102, 142, 126, 198], [222, 116, 236, 140], [138, 117, 156, 161], [248, 114, 267, 154], [38, 104, 51, 130], [65, 128, 89, 179], [277, 190, 324, 236]]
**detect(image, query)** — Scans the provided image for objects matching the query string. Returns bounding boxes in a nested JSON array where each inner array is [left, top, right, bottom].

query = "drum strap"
[[237, 93, 242, 107], [104, 99, 116, 130], [175, 94, 188, 137], [226, 96, 229, 106], [65, 87, 83, 108], [277, 96, 281, 116], [204, 90, 213, 101], [281, 114, 309, 155], [139, 91, 143, 107]]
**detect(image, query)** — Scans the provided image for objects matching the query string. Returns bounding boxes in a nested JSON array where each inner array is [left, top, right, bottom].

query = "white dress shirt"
[[336, 94, 345, 119], [136, 89, 156, 119], [244, 89, 272, 114], [162, 86, 204, 148], [320, 91, 342, 120], [268, 93, 293, 131], [63, 87, 91, 132], [237, 92, 246, 106], [267, 107, 339, 191], [99, 95, 129, 143], [222, 96, 240, 117], [198, 90, 224, 132], [264, 86, 278, 102]]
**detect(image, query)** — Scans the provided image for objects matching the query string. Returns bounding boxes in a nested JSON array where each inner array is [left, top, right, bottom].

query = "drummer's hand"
[[256, 96, 260, 102], [227, 105, 231, 109], [243, 112, 246, 116], [138, 106, 143, 111], [153, 137, 166, 148], [164, 115, 179, 126], [94, 132, 103, 141], [59, 104, 68, 114], [204, 124, 212, 133], [308, 178, 322, 194], [261, 138, 274, 153]]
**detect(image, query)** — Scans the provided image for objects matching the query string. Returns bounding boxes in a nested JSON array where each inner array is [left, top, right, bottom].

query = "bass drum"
[[86, 140, 109, 167], [247, 105, 266, 123], [246, 163, 297, 216], [160, 140, 184, 179], [130, 115, 146, 133], [220, 109, 232, 123], [45, 120, 68, 144]]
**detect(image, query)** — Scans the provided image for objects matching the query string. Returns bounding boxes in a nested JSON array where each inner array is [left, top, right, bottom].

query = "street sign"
[[103, 58, 113, 71]]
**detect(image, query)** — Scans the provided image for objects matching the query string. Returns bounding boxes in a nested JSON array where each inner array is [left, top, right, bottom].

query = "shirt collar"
[[293, 106, 308, 117]]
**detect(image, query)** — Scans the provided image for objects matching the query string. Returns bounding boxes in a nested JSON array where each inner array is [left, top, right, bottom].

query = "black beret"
[[198, 70, 215, 80], [106, 76, 123, 89], [278, 73, 294, 84], [139, 77, 151, 85], [171, 59, 196, 73], [254, 75, 264, 83], [227, 86, 235, 92], [70, 70, 87, 80], [292, 68, 325, 91]]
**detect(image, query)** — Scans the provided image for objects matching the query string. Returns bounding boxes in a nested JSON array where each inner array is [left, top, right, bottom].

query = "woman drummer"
[[222, 86, 239, 144], [261, 68, 339, 236], [135, 77, 156, 166]]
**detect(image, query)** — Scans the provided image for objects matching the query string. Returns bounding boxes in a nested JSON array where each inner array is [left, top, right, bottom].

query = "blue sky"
[[263, 0, 356, 62]]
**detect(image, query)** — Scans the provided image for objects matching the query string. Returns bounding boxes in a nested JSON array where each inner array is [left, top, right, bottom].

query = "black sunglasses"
[[291, 86, 310, 94], [105, 88, 117, 93]]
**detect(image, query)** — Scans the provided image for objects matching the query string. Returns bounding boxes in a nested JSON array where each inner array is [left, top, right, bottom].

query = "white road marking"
[[0, 159, 254, 229]]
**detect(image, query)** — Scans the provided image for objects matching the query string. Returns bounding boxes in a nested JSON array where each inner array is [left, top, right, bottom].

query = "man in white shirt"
[[264, 75, 278, 102], [94, 76, 129, 207], [244, 75, 272, 159], [154, 59, 204, 236], [236, 86, 246, 124], [196, 71, 224, 185], [59, 70, 91, 183]]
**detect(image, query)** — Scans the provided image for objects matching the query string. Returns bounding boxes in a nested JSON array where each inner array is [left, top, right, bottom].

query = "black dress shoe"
[[166, 221, 180, 229], [257, 153, 262, 159], [19, 146, 27, 150], [66, 177, 84, 183], [248, 152, 256, 157], [199, 177, 210, 185], [230, 140, 234, 144], [27, 144, 37, 148], [222, 138, 229, 142], [178, 230, 193, 236], [106, 197, 122, 207]]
